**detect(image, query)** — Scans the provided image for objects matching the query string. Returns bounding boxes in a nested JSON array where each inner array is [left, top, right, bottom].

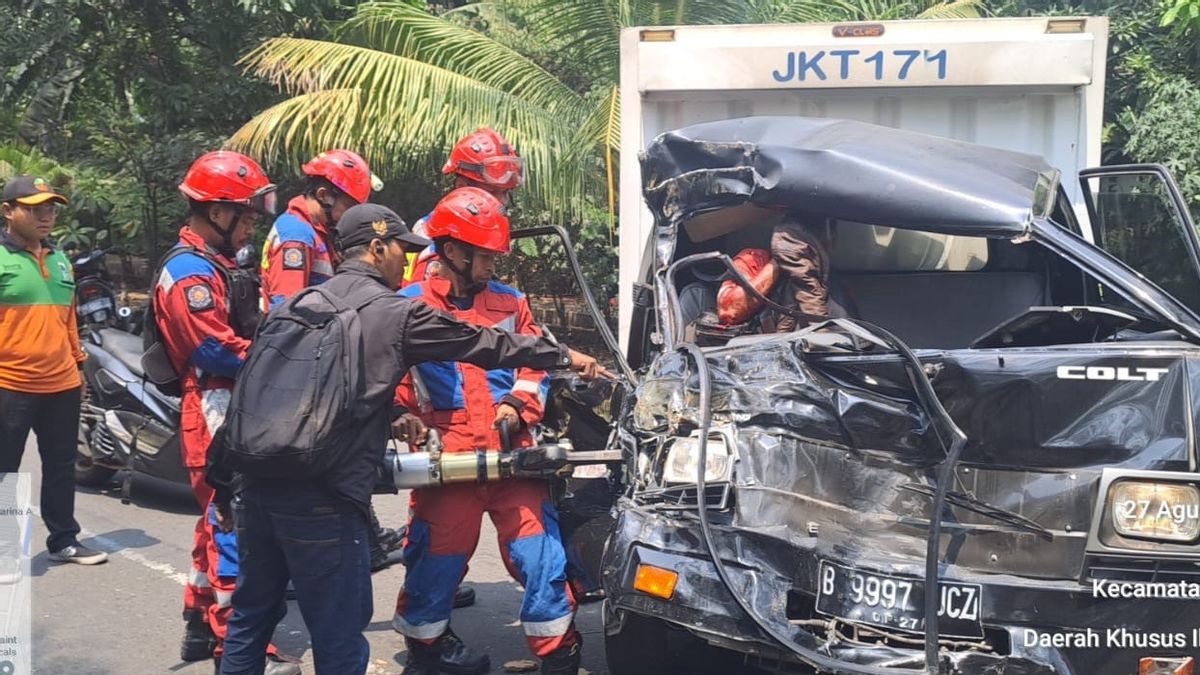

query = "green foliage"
[[1124, 80, 1200, 210], [0, 0, 350, 270], [1161, 0, 1200, 34]]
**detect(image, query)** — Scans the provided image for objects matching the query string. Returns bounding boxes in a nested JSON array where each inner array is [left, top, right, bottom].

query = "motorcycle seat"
[[98, 328, 145, 378]]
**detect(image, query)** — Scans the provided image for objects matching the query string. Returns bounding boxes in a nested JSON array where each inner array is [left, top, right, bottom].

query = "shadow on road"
[[77, 471, 200, 516]]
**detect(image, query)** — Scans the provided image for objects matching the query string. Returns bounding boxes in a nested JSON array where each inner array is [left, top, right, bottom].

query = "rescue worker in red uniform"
[[152, 151, 299, 675], [404, 127, 523, 286], [259, 149, 376, 311], [393, 187, 582, 675]]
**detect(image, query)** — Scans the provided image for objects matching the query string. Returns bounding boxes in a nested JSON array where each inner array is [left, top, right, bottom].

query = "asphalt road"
[[23, 436, 612, 675]]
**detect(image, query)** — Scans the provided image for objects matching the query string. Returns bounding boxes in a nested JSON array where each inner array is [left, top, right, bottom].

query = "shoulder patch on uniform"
[[271, 214, 318, 246], [185, 283, 215, 312], [282, 246, 307, 270]]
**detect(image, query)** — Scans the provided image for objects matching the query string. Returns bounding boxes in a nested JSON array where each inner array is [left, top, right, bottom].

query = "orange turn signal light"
[[633, 564, 678, 600], [1140, 657, 1195, 675]]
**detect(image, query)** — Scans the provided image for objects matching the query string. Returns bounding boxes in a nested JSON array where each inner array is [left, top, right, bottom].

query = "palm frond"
[[234, 39, 594, 221], [493, 0, 627, 84], [917, 0, 986, 19], [340, 1, 584, 117]]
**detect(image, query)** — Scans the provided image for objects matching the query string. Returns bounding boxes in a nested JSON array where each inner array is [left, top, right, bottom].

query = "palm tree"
[[231, 0, 985, 224]]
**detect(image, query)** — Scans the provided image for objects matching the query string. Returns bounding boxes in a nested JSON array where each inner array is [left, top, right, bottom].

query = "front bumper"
[[602, 504, 1200, 675]]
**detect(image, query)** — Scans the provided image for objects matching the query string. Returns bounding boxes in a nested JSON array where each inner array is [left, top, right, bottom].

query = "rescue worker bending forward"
[[393, 187, 582, 675]]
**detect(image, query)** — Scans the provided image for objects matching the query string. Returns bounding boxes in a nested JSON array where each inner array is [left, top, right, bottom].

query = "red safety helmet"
[[301, 149, 377, 204], [425, 187, 510, 254], [179, 151, 277, 215], [442, 127, 524, 190]]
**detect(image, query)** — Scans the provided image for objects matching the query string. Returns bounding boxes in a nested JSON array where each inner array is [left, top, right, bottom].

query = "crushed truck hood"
[[640, 116, 1057, 238]]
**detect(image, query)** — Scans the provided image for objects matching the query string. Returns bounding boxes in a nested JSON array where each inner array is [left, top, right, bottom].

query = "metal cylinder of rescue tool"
[[440, 450, 505, 484], [391, 451, 509, 488], [390, 451, 438, 489]]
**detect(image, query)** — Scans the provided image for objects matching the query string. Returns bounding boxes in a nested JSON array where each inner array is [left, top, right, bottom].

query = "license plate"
[[80, 298, 114, 315], [816, 560, 983, 639], [571, 463, 609, 479]]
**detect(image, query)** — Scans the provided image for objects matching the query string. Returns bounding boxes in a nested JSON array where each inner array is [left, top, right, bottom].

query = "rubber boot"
[[181, 609, 217, 661], [540, 636, 582, 675]]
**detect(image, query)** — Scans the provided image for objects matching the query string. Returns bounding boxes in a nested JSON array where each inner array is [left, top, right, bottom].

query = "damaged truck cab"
[[599, 117, 1200, 675]]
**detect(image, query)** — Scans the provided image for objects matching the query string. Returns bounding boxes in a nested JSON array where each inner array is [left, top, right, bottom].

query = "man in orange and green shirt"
[[0, 176, 106, 565]]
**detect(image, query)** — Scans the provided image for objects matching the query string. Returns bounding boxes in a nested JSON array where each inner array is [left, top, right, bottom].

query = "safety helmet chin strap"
[[440, 240, 487, 295], [204, 203, 243, 258]]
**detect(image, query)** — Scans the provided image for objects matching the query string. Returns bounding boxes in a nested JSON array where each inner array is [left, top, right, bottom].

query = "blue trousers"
[[220, 489, 372, 675]]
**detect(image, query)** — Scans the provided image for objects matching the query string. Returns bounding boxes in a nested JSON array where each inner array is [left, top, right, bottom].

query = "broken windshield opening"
[[663, 219, 1198, 350]]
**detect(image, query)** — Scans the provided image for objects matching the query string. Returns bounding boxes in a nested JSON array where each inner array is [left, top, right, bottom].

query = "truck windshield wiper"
[[899, 482, 1054, 542]]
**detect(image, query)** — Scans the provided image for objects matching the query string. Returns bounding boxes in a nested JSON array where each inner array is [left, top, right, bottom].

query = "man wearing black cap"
[[219, 203, 606, 675], [0, 176, 107, 565]]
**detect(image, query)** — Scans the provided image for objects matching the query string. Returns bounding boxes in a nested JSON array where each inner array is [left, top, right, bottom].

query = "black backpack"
[[222, 283, 391, 479]]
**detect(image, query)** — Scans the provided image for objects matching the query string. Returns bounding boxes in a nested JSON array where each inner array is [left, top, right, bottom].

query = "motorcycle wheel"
[[75, 423, 117, 487]]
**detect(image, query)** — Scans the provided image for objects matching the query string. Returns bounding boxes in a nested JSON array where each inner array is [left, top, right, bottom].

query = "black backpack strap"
[[144, 246, 200, 347]]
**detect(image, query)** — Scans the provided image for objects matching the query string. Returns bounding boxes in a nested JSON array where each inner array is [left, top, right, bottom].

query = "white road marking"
[[33, 507, 190, 586]]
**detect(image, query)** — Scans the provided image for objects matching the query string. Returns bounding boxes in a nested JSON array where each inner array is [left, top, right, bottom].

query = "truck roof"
[[641, 116, 1058, 239]]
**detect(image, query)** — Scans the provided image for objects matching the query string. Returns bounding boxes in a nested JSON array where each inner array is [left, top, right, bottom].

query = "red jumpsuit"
[[392, 277, 578, 657], [152, 227, 254, 657], [259, 196, 337, 312]]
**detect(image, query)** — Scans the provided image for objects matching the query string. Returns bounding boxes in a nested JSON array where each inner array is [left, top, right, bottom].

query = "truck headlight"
[[1111, 481, 1200, 542], [662, 432, 731, 484]]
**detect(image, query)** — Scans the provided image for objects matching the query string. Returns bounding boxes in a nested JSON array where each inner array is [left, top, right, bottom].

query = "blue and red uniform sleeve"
[[154, 254, 249, 380]]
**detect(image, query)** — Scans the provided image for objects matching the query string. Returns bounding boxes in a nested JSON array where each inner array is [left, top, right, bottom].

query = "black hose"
[[510, 225, 637, 384], [682, 343, 911, 675], [680, 318, 967, 675]]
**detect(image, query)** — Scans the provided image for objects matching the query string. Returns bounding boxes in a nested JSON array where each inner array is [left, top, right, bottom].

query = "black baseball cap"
[[334, 203, 430, 253], [2, 176, 68, 206]]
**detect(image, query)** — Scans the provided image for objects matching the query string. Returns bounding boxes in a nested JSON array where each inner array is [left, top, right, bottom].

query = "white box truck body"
[[617, 17, 1110, 345]]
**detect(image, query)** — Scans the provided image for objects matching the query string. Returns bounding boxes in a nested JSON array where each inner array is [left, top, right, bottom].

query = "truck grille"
[[1085, 555, 1200, 583], [638, 483, 732, 510]]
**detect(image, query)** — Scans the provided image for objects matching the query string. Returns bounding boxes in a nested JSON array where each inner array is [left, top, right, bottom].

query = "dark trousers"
[[220, 488, 372, 675], [0, 386, 82, 552]]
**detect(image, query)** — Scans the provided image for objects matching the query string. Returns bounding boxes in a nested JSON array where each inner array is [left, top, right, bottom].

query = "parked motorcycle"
[[76, 327, 188, 491], [73, 244, 259, 492], [65, 244, 141, 334]]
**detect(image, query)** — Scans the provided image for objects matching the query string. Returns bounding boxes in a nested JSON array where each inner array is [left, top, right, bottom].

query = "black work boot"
[[404, 637, 443, 675], [180, 609, 217, 661], [405, 629, 490, 675], [452, 585, 476, 608], [370, 545, 405, 572], [540, 636, 582, 675], [436, 628, 490, 675]]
